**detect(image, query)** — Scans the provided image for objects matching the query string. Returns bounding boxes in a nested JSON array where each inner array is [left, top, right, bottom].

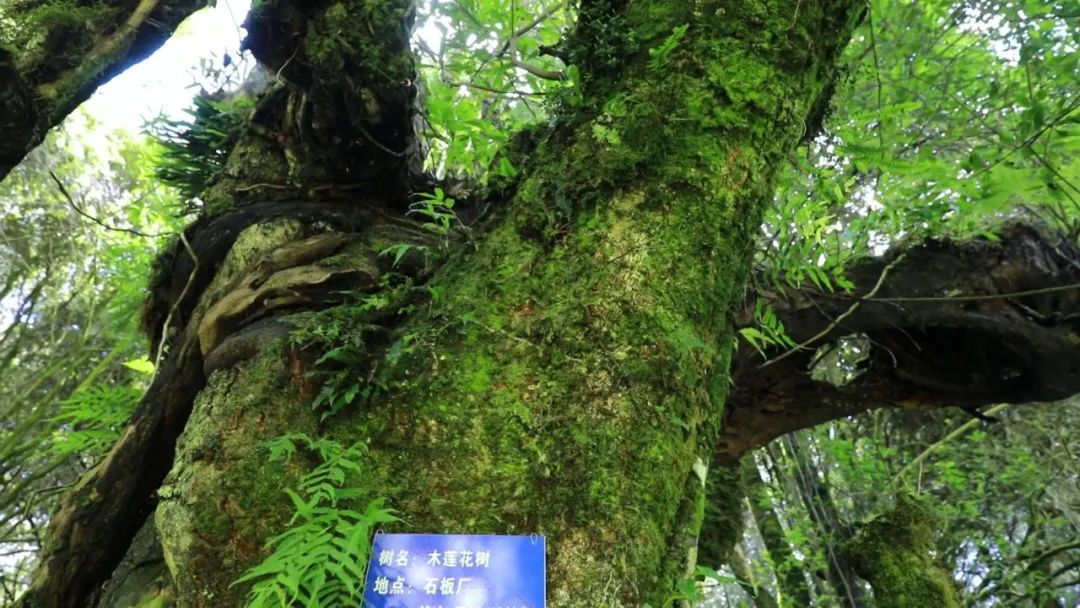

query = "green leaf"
[[122, 357, 155, 375]]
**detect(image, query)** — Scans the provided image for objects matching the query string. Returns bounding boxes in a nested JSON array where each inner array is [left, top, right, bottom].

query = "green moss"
[[844, 495, 961, 608], [301, 0, 413, 102], [1, 2, 120, 72], [200, 130, 289, 215]]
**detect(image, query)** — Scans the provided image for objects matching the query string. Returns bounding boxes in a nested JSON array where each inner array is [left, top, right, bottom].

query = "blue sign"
[[362, 533, 546, 608]]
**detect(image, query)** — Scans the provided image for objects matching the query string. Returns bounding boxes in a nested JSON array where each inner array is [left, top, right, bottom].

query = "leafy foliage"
[[645, 567, 739, 608], [740, 0, 1080, 364], [409, 187, 459, 236], [738, 301, 798, 360], [698, 399, 1080, 608], [413, 0, 575, 184], [647, 24, 688, 71], [235, 434, 398, 608], [0, 110, 183, 602], [50, 384, 142, 457], [149, 93, 252, 210]]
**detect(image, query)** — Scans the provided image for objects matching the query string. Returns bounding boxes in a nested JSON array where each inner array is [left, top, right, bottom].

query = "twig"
[[49, 171, 172, 238], [234, 182, 297, 193], [861, 281, 1080, 303], [357, 123, 408, 157], [759, 253, 907, 369], [891, 403, 1010, 486], [152, 231, 198, 378], [438, 78, 547, 97], [511, 58, 566, 81], [493, 2, 565, 59]]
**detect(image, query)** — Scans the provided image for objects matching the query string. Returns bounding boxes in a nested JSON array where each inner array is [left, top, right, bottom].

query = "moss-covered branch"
[[0, 0, 210, 180], [717, 225, 1080, 465]]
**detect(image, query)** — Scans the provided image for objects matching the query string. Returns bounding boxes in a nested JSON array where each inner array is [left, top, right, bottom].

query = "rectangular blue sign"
[[362, 533, 546, 608]]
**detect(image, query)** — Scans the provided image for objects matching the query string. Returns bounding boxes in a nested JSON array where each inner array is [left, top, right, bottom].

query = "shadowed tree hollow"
[[3, 1, 1079, 607]]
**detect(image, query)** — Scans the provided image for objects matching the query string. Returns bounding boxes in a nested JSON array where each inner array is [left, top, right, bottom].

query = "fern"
[[235, 434, 398, 608], [51, 384, 141, 457], [738, 300, 798, 358], [292, 286, 423, 419], [149, 93, 251, 208]]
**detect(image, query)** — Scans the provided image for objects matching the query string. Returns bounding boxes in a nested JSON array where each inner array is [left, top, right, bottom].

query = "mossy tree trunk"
[[844, 495, 961, 608], [155, 2, 865, 604], [19, 1, 867, 606]]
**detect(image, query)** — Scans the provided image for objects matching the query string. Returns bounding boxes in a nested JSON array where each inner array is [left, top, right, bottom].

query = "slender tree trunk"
[[742, 457, 813, 607], [782, 435, 869, 608], [729, 539, 780, 608]]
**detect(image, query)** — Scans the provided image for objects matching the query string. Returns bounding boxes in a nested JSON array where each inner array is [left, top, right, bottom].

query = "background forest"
[[0, 0, 1078, 606]]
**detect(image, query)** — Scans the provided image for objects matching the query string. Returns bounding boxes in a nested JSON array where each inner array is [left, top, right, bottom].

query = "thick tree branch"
[[0, 0, 210, 181], [716, 225, 1080, 464]]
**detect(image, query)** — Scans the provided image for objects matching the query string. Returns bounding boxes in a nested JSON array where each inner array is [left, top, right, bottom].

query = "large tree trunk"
[[18, 1, 867, 606]]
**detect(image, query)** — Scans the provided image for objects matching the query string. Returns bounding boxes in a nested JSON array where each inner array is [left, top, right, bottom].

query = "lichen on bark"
[[156, 343, 319, 607]]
